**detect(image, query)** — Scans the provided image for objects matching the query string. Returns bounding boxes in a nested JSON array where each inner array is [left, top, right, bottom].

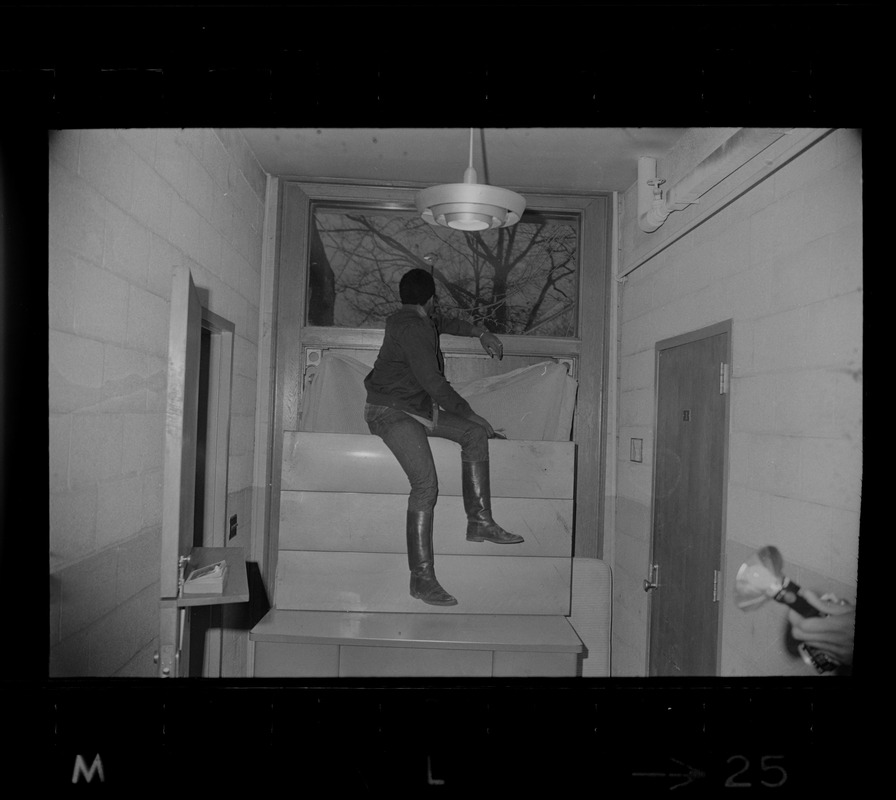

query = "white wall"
[[48, 129, 267, 676], [47, 127, 862, 678], [612, 129, 862, 676]]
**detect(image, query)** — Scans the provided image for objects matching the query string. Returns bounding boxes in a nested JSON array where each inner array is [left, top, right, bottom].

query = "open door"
[[157, 267, 250, 678], [158, 265, 203, 677]]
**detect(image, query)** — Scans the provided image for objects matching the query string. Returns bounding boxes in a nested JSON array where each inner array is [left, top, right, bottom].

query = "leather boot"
[[407, 510, 458, 606], [462, 460, 525, 544]]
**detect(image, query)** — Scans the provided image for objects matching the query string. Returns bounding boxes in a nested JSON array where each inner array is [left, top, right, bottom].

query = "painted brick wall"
[[612, 130, 862, 676], [48, 129, 267, 677]]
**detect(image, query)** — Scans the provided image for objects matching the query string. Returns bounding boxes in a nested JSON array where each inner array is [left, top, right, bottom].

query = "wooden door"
[[158, 264, 203, 677], [648, 325, 729, 676]]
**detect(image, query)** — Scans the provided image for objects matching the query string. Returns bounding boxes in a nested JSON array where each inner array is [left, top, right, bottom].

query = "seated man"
[[363, 268, 523, 607]]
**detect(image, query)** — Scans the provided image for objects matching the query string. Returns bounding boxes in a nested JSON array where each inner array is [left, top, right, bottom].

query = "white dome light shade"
[[415, 131, 526, 231], [416, 179, 526, 231]]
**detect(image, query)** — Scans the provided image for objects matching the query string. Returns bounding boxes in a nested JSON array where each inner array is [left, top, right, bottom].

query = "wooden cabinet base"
[[250, 609, 583, 678]]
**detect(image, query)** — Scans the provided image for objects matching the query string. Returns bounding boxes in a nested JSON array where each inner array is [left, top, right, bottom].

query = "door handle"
[[643, 563, 659, 592]]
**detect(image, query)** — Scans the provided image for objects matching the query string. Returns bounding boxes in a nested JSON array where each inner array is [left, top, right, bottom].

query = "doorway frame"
[[195, 306, 235, 678], [266, 181, 613, 592], [199, 307, 235, 548], [645, 318, 732, 677]]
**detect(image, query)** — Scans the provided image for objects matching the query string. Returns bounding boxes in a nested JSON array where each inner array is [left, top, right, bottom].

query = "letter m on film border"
[[72, 753, 105, 783]]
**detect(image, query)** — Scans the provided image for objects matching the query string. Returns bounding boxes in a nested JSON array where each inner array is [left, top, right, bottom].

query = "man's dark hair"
[[399, 268, 436, 306]]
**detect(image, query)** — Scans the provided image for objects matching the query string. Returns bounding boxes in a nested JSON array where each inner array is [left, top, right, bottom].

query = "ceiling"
[[240, 128, 688, 195]]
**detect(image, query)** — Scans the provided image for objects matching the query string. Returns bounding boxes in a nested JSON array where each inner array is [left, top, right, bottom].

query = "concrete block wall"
[[612, 129, 862, 676], [49, 129, 267, 677]]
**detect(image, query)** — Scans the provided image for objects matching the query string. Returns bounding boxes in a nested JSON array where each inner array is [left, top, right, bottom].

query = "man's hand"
[[467, 412, 502, 438], [479, 331, 504, 360], [787, 589, 856, 665]]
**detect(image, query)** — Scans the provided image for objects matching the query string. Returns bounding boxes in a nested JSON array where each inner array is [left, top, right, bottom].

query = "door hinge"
[[719, 362, 730, 395], [712, 569, 721, 602]]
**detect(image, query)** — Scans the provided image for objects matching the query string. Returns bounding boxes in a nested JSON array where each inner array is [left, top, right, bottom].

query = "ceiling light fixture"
[[415, 128, 526, 232]]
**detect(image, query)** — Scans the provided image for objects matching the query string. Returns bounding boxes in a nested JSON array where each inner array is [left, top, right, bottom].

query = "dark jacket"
[[364, 305, 477, 420]]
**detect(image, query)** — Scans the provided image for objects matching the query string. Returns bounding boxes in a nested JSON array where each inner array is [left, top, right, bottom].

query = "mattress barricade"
[[299, 351, 577, 442]]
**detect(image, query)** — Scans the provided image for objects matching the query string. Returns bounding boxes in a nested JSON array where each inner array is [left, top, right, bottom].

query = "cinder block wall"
[[49, 129, 267, 677], [612, 130, 862, 676]]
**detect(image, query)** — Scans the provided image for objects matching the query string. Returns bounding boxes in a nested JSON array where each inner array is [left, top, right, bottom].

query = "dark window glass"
[[307, 204, 579, 337]]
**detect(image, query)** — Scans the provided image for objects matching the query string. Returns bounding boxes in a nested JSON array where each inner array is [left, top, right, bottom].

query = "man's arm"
[[436, 314, 504, 360]]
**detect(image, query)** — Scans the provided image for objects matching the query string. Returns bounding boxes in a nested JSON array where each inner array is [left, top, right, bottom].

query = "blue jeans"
[[364, 403, 489, 513]]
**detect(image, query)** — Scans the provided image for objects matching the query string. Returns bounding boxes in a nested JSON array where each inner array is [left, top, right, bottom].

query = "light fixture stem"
[[415, 128, 526, 229], [463, 127, 478, 185]]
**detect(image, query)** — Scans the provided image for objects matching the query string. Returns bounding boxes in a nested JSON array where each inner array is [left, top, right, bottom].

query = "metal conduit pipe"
[[638, 128, 792, 233]]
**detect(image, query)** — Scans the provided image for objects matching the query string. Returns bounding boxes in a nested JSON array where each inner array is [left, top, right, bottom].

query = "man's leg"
[[429, 411, 524, 545], [365, 404, 457, 606]]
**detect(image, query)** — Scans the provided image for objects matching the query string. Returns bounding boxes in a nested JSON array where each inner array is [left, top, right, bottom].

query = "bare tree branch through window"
[[307, 205, 580, 337]]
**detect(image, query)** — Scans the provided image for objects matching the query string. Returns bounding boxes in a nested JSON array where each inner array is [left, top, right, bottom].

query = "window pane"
[[308, 203, 579, 337]]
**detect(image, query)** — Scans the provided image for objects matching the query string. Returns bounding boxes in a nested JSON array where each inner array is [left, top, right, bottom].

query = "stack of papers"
[[183, 560, 228, 594]]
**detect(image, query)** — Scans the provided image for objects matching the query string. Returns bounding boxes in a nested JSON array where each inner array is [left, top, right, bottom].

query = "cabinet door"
[[158, 265, 202, 678], [160, 264, 203, 597]]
